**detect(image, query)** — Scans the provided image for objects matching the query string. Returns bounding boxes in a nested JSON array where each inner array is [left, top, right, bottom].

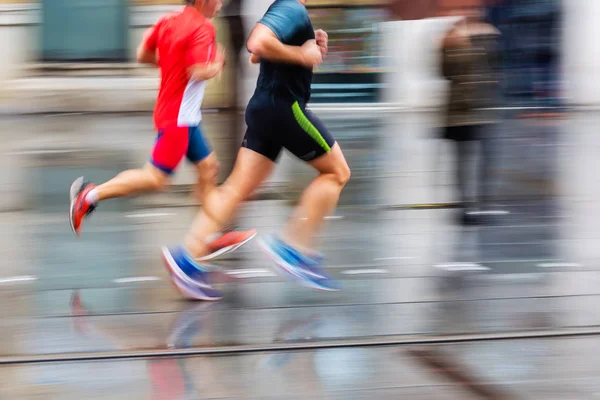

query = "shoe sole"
[[258, 237, 339, 292], [69, 177, 84, 236], [161, 247, 222, 301], [197, 231, 257, 261], [168, 271, 218, 301]]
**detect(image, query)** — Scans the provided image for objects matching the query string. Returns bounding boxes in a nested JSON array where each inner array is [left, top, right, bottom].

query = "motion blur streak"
[[2, 1, 598, 399]]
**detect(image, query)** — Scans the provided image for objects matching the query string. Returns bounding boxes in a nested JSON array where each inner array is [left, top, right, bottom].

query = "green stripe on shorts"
[[291, 101, 331, 153]]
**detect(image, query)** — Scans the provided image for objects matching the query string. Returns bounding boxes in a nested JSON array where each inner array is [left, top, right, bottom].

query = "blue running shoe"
[[161, 246, 223, 301], [259, 235, 341, 292]]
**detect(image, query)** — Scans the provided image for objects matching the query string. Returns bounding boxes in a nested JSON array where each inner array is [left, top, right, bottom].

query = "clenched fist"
[[300, 40, 323, 68], [315, 29, 328, 56]]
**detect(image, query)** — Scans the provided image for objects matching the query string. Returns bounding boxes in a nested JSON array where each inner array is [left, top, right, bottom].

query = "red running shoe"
[[69, 176, 97, 236], [199, 229, 257, 261]]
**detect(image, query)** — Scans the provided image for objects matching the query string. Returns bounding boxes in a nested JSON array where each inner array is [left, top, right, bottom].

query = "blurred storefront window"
[[309, 7, 385, 74], [308, 5, 387, 103], [41, 0, 128, 61], [488, 0, 562, 106], [34, 0, 388, 102]]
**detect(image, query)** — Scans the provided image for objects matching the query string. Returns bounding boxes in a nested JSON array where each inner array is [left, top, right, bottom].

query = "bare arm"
[[246, 23, 321, 68], [187, 44, 226, 81], [187, 35, 227, 82], [188, 61, 224, 81], [137, 25, 159, 65], [247, 23, 304, 65], [136, 44, 158, 66]]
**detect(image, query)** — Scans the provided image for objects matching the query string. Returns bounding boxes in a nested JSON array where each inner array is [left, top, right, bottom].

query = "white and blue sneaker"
[[259, 235, 341, 292], [161, 246, 223, 301]]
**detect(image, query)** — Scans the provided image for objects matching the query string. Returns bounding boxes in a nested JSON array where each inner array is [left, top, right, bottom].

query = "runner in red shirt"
[[69, 0, 255, 296]]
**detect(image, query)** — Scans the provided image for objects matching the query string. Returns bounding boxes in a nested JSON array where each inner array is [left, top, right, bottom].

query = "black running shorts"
[[242, 91, 336, 162]]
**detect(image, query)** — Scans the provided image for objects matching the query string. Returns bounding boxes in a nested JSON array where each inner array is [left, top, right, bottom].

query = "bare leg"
[[184, 148, 275, 258], [282, 143, 351, 250], [192, 152, 220, 204], [193, 153, 243, 235], [95, 163, 169, 202]]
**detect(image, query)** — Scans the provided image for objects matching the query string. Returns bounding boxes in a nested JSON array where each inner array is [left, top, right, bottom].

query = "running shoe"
[[259, 234, 340, 292], [69, 176, 97, 236], [161, 246, 223, 301], [199, 229, 257, 261]]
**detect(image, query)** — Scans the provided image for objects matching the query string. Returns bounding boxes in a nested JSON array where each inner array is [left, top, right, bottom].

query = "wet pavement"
[[0, 110, 599, 398], [1, 337, 600, 399]]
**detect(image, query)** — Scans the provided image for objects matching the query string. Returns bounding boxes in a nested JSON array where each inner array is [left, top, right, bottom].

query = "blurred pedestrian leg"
[[439, 2, 502, 225], [222, 0, 245, 174], [219, 0, 245, 237]]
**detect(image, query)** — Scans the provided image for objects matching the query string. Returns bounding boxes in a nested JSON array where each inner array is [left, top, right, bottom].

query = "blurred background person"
[[217, 0, 246, 238], [439, 2, 501, 225], [221, 0, 246, 170]]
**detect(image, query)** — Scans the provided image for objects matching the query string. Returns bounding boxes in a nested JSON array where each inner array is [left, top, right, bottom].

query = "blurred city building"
[[0, 0, 585, 111], [0, 0, 389, 113], [0, 0, 576, 205]]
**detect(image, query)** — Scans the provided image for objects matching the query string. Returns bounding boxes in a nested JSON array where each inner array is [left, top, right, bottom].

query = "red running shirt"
[[142, 6, 216, 129]]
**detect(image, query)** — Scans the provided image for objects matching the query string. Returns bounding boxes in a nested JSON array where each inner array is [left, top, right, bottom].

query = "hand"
[[315, 29, 328, 56], [215, 43, 227, 67], [249, 53, 260, 64], [300, 40, 323, 68], [213, 44, 226, 80]]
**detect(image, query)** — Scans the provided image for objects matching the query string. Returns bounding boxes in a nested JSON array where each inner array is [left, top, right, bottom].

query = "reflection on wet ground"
[[0, 111, 599, 398], [1, 338, 599, 399]]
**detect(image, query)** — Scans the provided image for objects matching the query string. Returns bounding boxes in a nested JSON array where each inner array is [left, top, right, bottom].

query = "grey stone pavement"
[[0, 110, 599, 399]]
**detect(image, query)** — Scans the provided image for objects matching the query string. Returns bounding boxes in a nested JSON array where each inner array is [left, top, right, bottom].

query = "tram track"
[[1, 325, 599, 365]]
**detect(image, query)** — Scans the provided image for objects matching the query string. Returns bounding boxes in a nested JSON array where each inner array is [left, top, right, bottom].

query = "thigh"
[[186, 124, 213, 164], [193, 152, 219, 180], [281, 101, 336, 162], [241, 101, 282, 162], [226, 147, 276, 201], [151, 125, 189, 175], [308, 142, 349, 178]]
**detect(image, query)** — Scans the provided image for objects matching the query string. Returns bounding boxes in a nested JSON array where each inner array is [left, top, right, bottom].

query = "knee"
[[221, 172, 255, 203], [333, 161, 351, 187], [150, 172, 169, 191], [144, 163, 170, 191], [199, 156, 220, 184]]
